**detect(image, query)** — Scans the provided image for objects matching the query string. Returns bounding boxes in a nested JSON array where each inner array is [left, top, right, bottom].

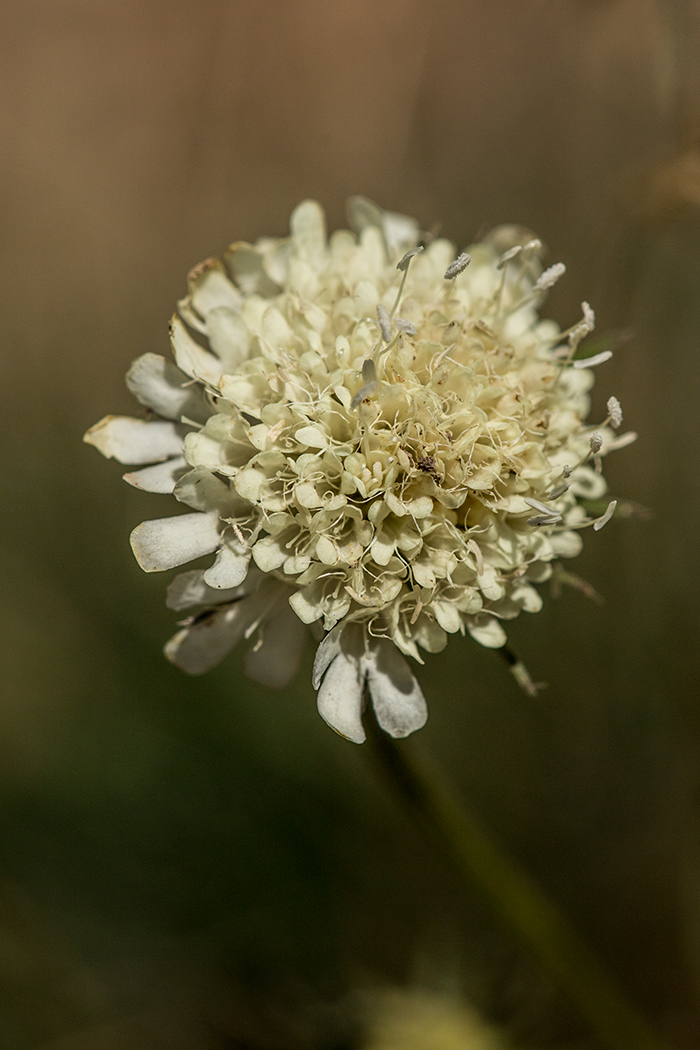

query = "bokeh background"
[[2, 1, 700, 1046]]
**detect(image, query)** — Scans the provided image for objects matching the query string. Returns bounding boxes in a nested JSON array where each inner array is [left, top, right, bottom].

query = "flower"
[[84, 198, 635, 742]]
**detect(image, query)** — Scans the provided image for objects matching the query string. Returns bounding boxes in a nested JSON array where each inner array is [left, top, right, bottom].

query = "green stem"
[[367, 719, 672, 1050]]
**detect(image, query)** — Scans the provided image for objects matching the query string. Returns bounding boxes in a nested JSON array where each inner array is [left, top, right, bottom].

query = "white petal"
[[174, 466, 233, 512], [364, 641, 427, 738], [549, 530, 583, 558], [290, 200, 327, 261], [467, 616, 507, 648], [123, 457, 188, 493], [125, 353, 208, 423], [188, 258, 242, 317], [164, 602, 250, 675], [84, 416, 184, 465], [206, 307, 251, 371], [169, 315, 224, 385], [311, 624, 346, 690], [252, 534, 288, 572], [166, 569, 250, 610], [203, 545, 251, 588], [383, 209, 421, 257], [225, 242, 281, 297], [316, 651, 366, 744], [130, 512, 220, 572], [244, 606, 307, 689]]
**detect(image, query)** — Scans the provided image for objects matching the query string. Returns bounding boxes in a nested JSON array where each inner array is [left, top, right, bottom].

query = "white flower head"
[[84, 199, 633, 742]]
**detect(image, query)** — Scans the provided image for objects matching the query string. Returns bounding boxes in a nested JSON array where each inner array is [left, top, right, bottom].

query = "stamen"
[[391, 246, 423, 318], [589, 433, 603, 454], [396, 246, 423, 272], [548, 481, 569, 500], [528, 513, 562, 527], [573, 350, 613, 369], [394, 317, 417, 336], [524, 497, 560, 517], [534, 262, 566, 292], [607, 396, 623, 428], [582, 301, 595, 331], [444, 252, 472, 280], [593, 500, 617, 531], [350, 358, 378, 410], [376, 303, 392, 342], [496, 245, 522, 270]]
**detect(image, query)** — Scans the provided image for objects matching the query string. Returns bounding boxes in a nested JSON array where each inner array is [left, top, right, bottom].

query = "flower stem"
[[367, 718, 672, 1050]]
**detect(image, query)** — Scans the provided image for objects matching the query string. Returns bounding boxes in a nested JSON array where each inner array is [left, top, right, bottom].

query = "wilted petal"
[[244, 606, 307, 688], [123, 456, 188, 493], [164, 602, 251, 675], [316, 650, 366, 744], [130, 512, 220, 572], [364, 640, 427, 738], [126, 353, 209, 423], [84, 416, 185, 465], [166, 569, 249, 610]]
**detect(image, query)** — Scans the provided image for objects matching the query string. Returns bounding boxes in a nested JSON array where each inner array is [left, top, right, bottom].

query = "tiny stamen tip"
[[607, 395, 623, 427], [534, 262, 566, 292], [394, 317, 417, 336], [396, 245, 423, 271], [593, 500, 617, 531], [589, 432, 603, 453], [376, 303, 391, 342], [444, 252, 471, 280]]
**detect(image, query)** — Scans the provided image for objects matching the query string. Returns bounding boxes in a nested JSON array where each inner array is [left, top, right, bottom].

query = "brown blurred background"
[[1, 1, 700, 1047]]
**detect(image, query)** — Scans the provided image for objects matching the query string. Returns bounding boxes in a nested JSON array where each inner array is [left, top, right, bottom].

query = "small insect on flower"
[[84, 199, 634, 742]]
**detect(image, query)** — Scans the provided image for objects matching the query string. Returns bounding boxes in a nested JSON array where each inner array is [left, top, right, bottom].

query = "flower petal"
[[164, 602, 251, 674], [84, 416, 185, 465], [316, 650, 366, 744], [244, 606, 307, 689], [125, 353, 209, 423], [203, 545, 251, 588], [311, 623, 346, 690], [466, 616, 507, 649], [364, 640, 427, 739], [130, 512, 220, 572], [166, 569, 250, 610], [123, 457, 188, 493], [169, 315, 225, 385]]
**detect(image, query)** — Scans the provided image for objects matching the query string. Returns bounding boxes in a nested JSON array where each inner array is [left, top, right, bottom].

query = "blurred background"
[[2, 0, 700, 1046]]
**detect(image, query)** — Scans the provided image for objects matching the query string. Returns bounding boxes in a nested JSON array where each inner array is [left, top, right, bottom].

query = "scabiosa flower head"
[[85, 198, 635, 743]]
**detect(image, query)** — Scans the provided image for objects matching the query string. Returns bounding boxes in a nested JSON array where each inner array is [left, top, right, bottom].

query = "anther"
[[607, 396, 623, 428], [376, 303, 391, 342], [496, 245, 522, 270], [573, 350, 613, 369], [396, 246, 423, 271], [444, 252, 471, 280], [534, 262, 566, 291], [589, 433, 603, 453], [394, 317, 417, 336], [548, 481, 569, 500], [593, 500, 617, 531], [582, 301, 595, 331]]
